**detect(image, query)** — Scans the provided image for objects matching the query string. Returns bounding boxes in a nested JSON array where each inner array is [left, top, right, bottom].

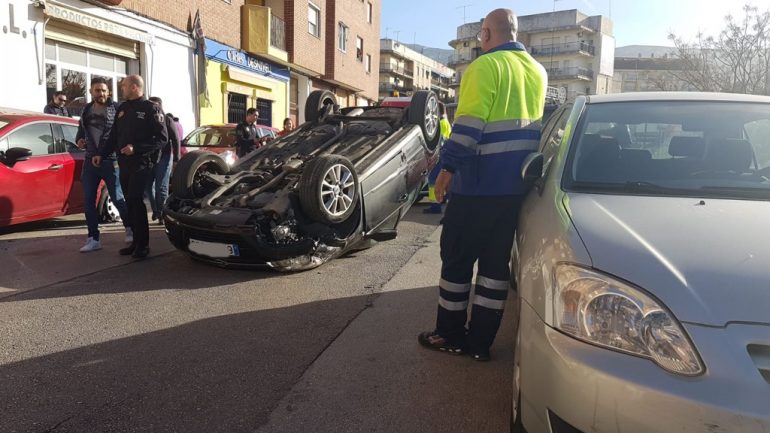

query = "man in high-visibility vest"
[[418, 8, 547, 361], [424, 102, 452, 214]]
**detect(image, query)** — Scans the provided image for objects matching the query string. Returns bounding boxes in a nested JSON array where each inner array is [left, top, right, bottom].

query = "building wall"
[[325, 0, 380, 102], [117, 0, 245, 48], [0, 0, 196, 133], [287, 0, 327, 76], [379, 39, 454, 101]]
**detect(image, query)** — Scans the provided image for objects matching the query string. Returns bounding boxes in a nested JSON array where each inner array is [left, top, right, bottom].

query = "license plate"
[[188, 238, 240, 258]]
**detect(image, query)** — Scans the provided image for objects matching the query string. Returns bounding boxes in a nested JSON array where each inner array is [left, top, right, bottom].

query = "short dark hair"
[[148, 96, 163, 108], [90, 77, 109, 87], [246, 108, 258, 116], [53, 91, 66, 98]]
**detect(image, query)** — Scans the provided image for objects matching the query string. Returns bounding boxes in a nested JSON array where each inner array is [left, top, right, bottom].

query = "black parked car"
[[163, 90, 441, 271]]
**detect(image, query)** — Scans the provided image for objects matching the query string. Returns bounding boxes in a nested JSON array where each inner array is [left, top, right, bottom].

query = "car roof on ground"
[[586, 92, 770, 104]]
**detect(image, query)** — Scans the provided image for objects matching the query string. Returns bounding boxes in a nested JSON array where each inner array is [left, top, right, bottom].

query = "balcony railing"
[[547, 67, 594, 81], [270, 14, 286, 51], [379, 64, 413, 77], [530, 42, 595, 57]]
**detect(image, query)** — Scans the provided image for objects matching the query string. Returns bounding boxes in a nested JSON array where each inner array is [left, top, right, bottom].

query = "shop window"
[[227, 93, 248, 124], [61, 69, 87, 117], [308, 3, 320, 37], [256, 98, 273, 127]]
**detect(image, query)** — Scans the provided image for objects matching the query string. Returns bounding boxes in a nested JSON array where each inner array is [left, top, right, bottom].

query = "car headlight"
[[222, 150, 237, 166], [552, 264, 704, 376]]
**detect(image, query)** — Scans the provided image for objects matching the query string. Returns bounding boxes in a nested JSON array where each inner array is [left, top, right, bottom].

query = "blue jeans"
[[145, 153, 172, 216], [82, 158, 128, 241]]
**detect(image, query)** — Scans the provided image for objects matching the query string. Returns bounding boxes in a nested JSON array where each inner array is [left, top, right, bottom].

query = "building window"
[[356, 37, 363, 62], [256, 98, 273, 126], [227, 93, 248, 124], [338, 22, 348, 52], [308, 3, 321, 37], [366, 54, 371, 73], [367, 2, 373, 23], [44, 39, 135, 117]]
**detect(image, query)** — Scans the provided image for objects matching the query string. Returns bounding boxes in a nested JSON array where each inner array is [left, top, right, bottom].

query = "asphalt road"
[[0, 205, 516, 433]]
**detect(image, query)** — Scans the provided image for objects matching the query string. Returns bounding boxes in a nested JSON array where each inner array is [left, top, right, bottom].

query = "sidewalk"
[[257, 227, 516, 433]]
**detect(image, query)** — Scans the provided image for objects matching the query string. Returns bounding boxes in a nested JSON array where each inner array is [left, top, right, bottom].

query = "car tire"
[[299, 154, 359, 224], [171, 151, 228, 199], [408, 90, 441, 150], [97, 186, 121, 223], [305, 90, 337, 123]]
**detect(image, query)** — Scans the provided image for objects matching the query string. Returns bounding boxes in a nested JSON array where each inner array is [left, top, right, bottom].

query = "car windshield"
[[563, 101, 770, 200], [183, 126, 236, 148]]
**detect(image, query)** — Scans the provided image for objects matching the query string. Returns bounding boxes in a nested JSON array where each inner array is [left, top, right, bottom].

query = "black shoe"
[[467, 348, 491, 362], [417, 331, 464, 355], [151, 212, 159, 221], [132, 246, 150, 260], [119, 244, 136, 256]]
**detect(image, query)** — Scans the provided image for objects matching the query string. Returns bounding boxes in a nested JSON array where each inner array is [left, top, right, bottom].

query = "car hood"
[[565, 193, 770, 326]]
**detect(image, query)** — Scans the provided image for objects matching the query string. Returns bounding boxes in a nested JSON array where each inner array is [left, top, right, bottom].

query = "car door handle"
[[398, 193, 409, 202], [48, 164, 64, 170], [420, 169, 429, 176]]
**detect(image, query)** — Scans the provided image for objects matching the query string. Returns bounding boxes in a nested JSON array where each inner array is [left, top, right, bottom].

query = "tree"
[[668, 5, 770, 95]]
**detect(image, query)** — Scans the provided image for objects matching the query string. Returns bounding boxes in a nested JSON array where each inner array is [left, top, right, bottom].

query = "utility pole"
[[456, 4, 472, 24]]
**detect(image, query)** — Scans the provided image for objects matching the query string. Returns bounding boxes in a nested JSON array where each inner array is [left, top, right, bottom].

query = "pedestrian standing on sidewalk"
[[77, 77, 132, 252], [43, 91, 71, 117], [103, 75, 168, 260], [235, 108, 260, 158], [145, 96, 181, 223], [423, 102, 452, 214], [418, 8, 547, 361]]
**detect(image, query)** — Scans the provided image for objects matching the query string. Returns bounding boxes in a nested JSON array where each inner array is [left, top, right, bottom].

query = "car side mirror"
[[521, 152, 544, 182], [2, 147, 32, 166]]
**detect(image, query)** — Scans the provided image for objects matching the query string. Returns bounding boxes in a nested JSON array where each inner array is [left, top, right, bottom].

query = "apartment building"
[[379, 39, 455, 102], [448, 9, 615, 102], [612, 46, 696, 93]]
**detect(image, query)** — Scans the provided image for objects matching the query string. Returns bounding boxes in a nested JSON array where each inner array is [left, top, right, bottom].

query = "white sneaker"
[[125, 227, 134, 244], [79, 237, 102, 253]]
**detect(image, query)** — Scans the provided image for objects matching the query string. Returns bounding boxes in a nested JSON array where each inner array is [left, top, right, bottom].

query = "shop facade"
[[201, 38, 289, 128], [0, 0, 195, 132]]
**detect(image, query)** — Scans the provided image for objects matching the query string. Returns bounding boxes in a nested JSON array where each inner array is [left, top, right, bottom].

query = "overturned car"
[[163, 90, 441, 271]]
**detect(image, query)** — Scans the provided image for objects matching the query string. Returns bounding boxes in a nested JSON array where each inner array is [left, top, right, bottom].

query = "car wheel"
[[299, 154, 359, 224], [97, 186, 121, 223], [408, 90, 441, 150], [305, 90, 337, 123], [171, 151, 228, 199]]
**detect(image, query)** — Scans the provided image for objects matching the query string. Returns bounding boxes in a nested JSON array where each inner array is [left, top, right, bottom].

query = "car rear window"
[[564, 101, 770, 200], [184, 126, 237, 148]]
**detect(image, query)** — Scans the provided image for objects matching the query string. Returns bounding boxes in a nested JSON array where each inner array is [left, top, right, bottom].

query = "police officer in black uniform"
[[235, 107, 260, 158], [101, 75, 167, 259]]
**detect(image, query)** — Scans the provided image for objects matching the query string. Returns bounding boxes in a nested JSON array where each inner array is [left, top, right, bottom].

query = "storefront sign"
[[45, 3, 153, 44], [204, 38, 289, 82], [226, 50, 271, 74]]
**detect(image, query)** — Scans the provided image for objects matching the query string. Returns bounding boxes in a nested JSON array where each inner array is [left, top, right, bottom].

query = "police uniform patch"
[[118, 111, 125, 118], [137, 112, 145, 119], [156, 113, 165, 123]]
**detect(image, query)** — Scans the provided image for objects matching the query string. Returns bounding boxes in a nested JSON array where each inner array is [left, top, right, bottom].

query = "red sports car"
[[181, 124, 279, 167], [0, 108, 116, 227]]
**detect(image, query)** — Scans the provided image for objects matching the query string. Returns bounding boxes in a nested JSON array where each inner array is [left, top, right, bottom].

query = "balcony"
[[530, 42, 595, 57], [241, 5, 288, 63], [379, 83, 411, 94], [547, 67, 594, 81], [379, 64, 413, 78], [447, 52, 480, 67]]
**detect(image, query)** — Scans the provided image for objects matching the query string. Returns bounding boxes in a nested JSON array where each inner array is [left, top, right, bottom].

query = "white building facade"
[[0, 0, 196, 132]]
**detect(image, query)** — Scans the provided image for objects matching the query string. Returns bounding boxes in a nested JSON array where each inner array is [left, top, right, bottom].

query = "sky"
[[381, 0, 770, 50]]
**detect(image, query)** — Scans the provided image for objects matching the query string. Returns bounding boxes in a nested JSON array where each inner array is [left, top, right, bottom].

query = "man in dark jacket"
[[235, 107, 260, 158], [43, 91, 71, 117], [100, 75, 167, 259], [146, 96, 181, 223], [76, 77, 130, 252]]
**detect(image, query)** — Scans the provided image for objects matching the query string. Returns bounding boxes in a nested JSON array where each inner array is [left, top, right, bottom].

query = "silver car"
[[512, 92, 770, 433]]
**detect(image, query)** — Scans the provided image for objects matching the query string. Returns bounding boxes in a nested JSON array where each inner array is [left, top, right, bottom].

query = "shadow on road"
[[0, 294, 375, 433]]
